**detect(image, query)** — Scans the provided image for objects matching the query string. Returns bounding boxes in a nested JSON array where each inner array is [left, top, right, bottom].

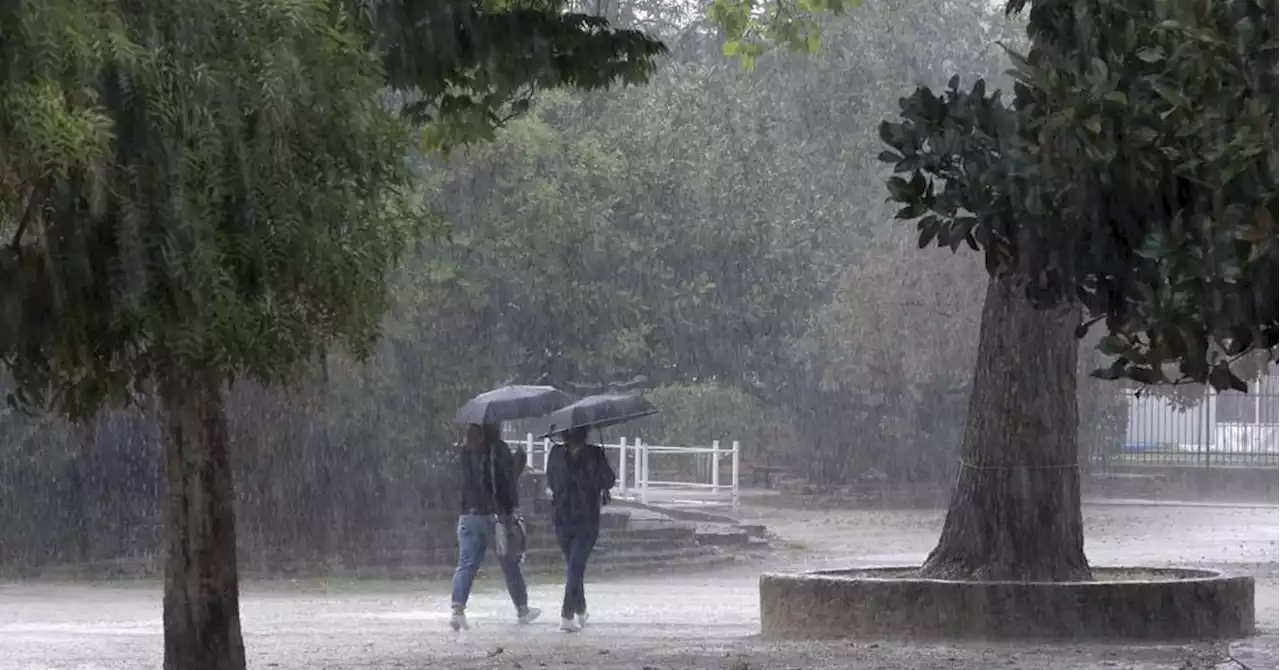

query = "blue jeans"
[[450, 514, 529, 612], [554, 520, 599, 619]]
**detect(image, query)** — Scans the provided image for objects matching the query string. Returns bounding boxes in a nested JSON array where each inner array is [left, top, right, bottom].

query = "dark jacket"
[[458, 440, 517, 516], [546, 443, 616, 526]]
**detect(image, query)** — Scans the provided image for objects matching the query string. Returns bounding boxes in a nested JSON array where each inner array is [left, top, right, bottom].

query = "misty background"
[[0, 0, 1239, 572]]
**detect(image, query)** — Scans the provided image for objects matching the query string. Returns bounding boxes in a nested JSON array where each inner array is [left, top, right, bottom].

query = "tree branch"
[[9, 178, 49, 251]]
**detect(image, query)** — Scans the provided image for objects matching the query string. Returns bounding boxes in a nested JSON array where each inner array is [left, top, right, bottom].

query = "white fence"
[[506, 433, 741, 510]]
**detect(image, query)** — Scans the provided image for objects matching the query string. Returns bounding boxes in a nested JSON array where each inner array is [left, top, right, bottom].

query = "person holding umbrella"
[[448, 385, 573, 631], [539, 394, 656, 632], [449, 422, 538, 631], [545, 426, 615, 632]]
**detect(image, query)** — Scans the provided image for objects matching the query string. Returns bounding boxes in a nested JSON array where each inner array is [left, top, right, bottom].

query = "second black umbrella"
[[535, 393, 658, 438]]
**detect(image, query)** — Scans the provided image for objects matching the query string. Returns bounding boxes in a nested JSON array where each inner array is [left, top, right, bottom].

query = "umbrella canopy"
[[455, 385, 574, 425], [535, 393, 659, 438]]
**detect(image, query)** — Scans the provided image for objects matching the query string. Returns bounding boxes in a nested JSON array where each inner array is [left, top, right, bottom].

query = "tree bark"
[[160, 373, 247, 670], [918, 274, 1090, 582]]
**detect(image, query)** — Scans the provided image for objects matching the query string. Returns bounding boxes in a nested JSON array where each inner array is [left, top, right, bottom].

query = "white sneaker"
[[559, 617, 581, 633], [449, 610, 470, 631], [576, 611, 589, 628], [517, 607, 542, 624]]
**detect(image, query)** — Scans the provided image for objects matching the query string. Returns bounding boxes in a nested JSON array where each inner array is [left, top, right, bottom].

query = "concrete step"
[[525, 536, 700, 556], [397, 524, 696, 552], [239, 520, 704, 575], [522, 522, 696, 538], [368, 510, 630, 538], [589, 542, 721, 561], [602, 553, 734, 572], [343, 531, 706, 568], [610, 499, 740, 524], [341, 545, 731, 581], [357, 513, 637, 552], [33, 541, 736, 582], [524, 507, 634, 527], [539, 544, 721, 566], [30, 513, 728, 582], [693, 527, 751, 547], [516, 525, 698, 552], [581, 551, 737, 578]]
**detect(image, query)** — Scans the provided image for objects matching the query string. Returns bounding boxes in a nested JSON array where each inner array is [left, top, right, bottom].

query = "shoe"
[[449, 609, 470, 632], [559, 617, 581, 633], [517, 607, 542, 624], [576, 611, 589, 628]]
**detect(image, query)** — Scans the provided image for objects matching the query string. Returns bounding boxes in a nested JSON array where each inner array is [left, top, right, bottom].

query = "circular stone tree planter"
[[759, 567, 1254, 641]]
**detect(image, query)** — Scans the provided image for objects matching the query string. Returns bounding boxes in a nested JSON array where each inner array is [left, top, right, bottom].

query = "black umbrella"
[[455, 385, 574, 425], [535, 393, 659, 438]]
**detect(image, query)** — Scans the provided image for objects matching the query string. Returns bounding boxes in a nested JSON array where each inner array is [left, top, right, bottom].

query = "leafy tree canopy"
[[877, 0, 1277, 390], [0, 0, 664, 419], [709, 0, 849, 68], [366, 0, 665, 146]]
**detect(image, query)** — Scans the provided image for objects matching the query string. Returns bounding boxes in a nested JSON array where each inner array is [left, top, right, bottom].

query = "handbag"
[[489, 443, 527, 563], [494, 513, 527, 563]]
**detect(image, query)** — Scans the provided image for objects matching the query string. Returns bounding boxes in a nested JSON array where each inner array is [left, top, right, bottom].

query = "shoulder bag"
[[489, 442, 527, 563]]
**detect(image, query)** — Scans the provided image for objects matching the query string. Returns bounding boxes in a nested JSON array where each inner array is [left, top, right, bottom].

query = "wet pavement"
[[0, 501, 1275, 669]]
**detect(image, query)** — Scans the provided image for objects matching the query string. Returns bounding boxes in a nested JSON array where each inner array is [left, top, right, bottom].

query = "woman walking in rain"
[[449, 423, 541, 631], [546, 426, 617, 632]]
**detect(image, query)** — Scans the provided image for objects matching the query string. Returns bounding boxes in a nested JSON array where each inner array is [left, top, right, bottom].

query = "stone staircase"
[[25, 509, 743, 582], [338, 506, 740, 580], [519, 510, 735, 577], [22, 477, 770, 581]]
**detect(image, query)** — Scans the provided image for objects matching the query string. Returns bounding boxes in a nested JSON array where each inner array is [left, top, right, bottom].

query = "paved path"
[[0, 502, 1275, 669]]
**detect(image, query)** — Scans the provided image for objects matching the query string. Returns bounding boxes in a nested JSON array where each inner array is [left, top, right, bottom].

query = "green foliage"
[[406, 0, 1021, 485], [1, 0, 417, 418], [364, 0, 666, 149], [878, 0, 1278, 390], [416, 83, 857, 392], [709, 0, 849, 69], [0, 0, 665, 420], [0, 0, 133, 181], [1, 0, 1172, 572]]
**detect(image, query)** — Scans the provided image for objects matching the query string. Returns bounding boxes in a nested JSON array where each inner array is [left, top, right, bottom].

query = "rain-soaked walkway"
[[0, 501, 1275, 669]]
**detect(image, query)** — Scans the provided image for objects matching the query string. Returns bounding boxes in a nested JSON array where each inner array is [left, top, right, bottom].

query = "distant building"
[[1122, 363, 1279, 461]]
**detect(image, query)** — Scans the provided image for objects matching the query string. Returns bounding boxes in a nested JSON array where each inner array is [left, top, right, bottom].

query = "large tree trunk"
[[918, 274, 1090, 582], [160, 373, 247, 670]]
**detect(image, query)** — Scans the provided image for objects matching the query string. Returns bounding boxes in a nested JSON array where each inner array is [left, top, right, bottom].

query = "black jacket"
[[458, 440, 518, 516], [546, 444, 616, 525]]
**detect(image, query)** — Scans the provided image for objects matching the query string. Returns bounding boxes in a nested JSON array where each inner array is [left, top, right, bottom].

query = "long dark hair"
[[464, 423, 501, 450], [564, 426, 589, 445]]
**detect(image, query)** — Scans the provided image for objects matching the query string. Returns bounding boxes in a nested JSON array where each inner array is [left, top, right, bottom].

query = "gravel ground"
[[0, 501, 1275, 670]]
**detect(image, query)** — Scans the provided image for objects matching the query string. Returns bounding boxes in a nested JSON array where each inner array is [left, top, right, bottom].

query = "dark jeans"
[[553, 519, 599, 620]]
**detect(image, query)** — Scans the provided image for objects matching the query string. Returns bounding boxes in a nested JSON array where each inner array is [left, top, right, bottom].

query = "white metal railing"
[[506, 433, 740, 509]]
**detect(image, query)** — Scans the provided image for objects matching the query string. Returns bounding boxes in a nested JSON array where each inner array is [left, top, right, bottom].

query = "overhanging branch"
[[9, 177, 49, 251]]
